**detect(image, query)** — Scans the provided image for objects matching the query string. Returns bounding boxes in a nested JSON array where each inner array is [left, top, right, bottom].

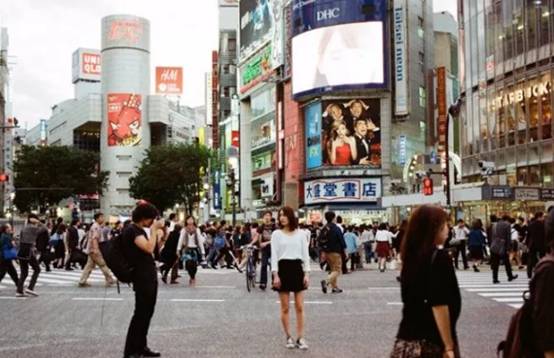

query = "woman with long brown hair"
[[271, 206, 310, 350], [391, 205, 461, 358]]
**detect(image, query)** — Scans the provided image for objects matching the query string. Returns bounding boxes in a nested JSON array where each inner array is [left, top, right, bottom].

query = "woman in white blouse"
[[177, 216, 206, 287], [271, 206, 310, 350], [375, 223, 398, 272]]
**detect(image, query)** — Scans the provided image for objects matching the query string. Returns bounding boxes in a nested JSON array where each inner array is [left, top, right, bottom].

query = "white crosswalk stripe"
[[456, 271, 528, 309], [0, 269, 110, 289]]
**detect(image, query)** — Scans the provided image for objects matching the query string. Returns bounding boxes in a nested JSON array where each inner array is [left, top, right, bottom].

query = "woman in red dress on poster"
[[329, 121, 357, 166]]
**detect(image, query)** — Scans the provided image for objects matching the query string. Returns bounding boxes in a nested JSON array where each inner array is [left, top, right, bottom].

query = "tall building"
[[457, 0, 554, 218], [0, 26, 10, 216], [235, 0, 436, 224]]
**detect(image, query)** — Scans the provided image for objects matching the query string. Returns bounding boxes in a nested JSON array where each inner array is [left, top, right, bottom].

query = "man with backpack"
[[319, 211, 347, 294], [119, 202, 163, 358], [490, 215, 518, 284], [79, 212, 115, 287]]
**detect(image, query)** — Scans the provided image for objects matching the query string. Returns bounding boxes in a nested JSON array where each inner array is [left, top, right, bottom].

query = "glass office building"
[[460, 0, 553, 188]]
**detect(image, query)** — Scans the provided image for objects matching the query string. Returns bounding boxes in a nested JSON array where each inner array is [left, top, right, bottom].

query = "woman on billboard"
[[328, 121, 357, 166]]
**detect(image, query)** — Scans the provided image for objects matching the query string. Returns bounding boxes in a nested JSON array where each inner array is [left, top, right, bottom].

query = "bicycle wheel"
[[246, 261, 253, 292]]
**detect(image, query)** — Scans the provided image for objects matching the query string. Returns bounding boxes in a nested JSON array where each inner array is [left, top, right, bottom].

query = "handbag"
[[3, 247, 18, 260]]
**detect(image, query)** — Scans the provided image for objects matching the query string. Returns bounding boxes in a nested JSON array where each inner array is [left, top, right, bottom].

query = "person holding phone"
[[271, 206, 310, 350], [122, 202, 163, 358]]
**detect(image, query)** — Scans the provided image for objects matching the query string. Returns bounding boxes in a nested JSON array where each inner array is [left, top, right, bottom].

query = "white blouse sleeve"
[[271, 231, 279, 273], [197, 228, 206, 256], [302, 231, 311, 272]]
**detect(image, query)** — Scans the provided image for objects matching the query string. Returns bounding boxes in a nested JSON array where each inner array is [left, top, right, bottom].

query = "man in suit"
[[352, 118, 372, 165], [490, 215, 518, 284]]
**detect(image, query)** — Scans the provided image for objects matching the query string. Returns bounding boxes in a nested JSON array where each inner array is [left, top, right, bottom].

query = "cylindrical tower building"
[[100, 15, 151, 215]]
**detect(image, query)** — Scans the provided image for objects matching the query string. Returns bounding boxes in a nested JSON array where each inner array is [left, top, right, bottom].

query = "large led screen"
[[292, 21, 385, 97]]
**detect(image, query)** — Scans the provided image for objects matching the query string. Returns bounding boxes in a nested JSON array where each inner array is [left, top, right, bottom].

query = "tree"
[[129, 143, 212, 214], [13, 145, 108, 213]]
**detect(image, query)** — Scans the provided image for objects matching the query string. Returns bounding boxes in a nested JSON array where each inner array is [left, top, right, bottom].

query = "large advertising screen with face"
[[292, 21, 385, 97], [240, 0, 275, 59], [107, 93, 142, 147], [317, 98, 381, 168]]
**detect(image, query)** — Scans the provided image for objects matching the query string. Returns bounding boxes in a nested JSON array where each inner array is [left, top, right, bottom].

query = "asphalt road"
[[0, 264, 523, 358]]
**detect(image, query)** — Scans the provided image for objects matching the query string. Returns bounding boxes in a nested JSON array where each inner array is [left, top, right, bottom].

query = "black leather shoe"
[[508, 274, 518, 282], [142, 347, 161, 357], [123, 354, 143, 358]]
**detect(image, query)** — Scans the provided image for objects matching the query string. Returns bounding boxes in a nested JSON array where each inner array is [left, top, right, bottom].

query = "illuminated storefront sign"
[[304, 177, 381, 205], [490, 80, 552, 110]]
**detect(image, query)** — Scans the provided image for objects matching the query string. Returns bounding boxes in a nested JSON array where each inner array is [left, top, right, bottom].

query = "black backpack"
[[317, 224, 331, 250], [99, 228, 134, 284], [497, 257, 554, 358]]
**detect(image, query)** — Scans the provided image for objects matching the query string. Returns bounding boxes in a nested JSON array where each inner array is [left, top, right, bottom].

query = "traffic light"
[[423, 177, 433, 196], [0, 173, 9, 182]]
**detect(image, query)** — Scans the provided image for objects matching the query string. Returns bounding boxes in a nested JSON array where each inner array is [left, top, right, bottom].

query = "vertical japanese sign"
[[393, 0, 408, 116], [155, 67, 183, 95], [304, 178, 381, 205], [107, 93, 142, 147], [437, 67, 447, 171], [305, 102, 322, 169]]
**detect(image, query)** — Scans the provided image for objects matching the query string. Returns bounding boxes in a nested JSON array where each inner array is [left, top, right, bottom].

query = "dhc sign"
[[317, 7, 340, 21]]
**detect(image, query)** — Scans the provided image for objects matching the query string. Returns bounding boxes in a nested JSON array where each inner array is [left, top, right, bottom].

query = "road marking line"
[[466, 288, 527, 292], [478, 292, 525, 297], [387, 302, 402, 306], [509, 303, 523, 309], [495, 297, 524, 303], [368, 287, 400, 290], [196, 285, 236, 289], [0, 285, 7, 289], [170, 299, 225, 302], [72, 297, 123, 301], [0, 296, 21, 300], [274, 301, 333, 304], [460, 285, 528, 288]]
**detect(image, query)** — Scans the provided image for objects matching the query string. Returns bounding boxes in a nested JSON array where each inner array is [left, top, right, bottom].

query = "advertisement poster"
[[393, 0, 409, 116], [305, 102, 322, 169], [320, 98, 381, 168], [107, 93, 142, 147], [155, 67, 183, 95], [304, 177, 381, 205], [292, 21, 385, 97], [82, 52, 101, 76], [240, 0, 275, 58]]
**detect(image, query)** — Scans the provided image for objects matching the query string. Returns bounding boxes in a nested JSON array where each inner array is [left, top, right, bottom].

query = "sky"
[[1, 0, 457, 129]]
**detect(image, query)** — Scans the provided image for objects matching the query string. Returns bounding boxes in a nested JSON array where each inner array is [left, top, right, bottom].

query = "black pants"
[[64, 249, 78, 269], [160, 259, 178, 282], [490, 253, 514, 282], [37, 250, 51, 271], [124, 269, 158, 356], [0, 259, 18, 284], [214, 247, 234, 267], [526, 249, 546, 279], [17, 255, 41, 293], [454, 242, 469, 269], [260, 247, 270, 286]]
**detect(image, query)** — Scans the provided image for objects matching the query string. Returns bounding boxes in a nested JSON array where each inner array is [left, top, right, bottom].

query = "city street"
[[0, 264, 524, 358]]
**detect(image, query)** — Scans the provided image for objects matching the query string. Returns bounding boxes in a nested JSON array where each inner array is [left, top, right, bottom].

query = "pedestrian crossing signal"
[[423, 177, 433, 196], [0, 173, 8, 182]]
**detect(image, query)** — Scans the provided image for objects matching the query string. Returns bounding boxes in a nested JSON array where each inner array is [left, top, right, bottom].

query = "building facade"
[[458, 0, 554, 218]]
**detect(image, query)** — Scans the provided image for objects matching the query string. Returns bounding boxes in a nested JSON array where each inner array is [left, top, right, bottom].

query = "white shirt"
[[454, 226, 469, 241], [270, 229, 311, 273], [375, 230, 395, 243], [177, 228, 206, 256], [360, 229, 373, 243]]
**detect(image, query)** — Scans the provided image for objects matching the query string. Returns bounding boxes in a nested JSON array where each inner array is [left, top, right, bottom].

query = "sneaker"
[[15, 292, 28, 298], [508, 274, 518, 282], [286, 337, 295, 349], [320, 280, 328, 294], [25, 289, 39, 297], [331, 288, 343, 294], [78, 282, 91, 288], [296, 338, 309, 350]]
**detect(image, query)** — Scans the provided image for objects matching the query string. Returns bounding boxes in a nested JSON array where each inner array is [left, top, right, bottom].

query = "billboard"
[[102, 15, 149, 52], [292, 21, 385, 97], [155, 67, 183, 95], [304, 177, 381, 205], [305, 102, 323, 169], [239, 0, 275, 59], [318, 98, 381, 168], [72, 48, 101, 83], [292, 0, 387, 35], [107, 93, 142, 147], [393, 0, 409, 116]]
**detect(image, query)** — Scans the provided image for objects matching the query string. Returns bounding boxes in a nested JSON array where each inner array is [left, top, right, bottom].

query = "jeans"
[[454, 242, 469, 269], [490, 253, 514, 282], [0, 259, 18, 284], [325, 252, 342, 289], [17, 255, 40, 293], [79, 252, 114, 284], [260, 246, 271, 286], [363, 242, 373, 263], [124, 269, 158, 356]]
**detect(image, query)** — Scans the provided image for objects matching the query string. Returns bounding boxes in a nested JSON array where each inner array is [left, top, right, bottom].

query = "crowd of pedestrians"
[[1, 202, 553, 357]]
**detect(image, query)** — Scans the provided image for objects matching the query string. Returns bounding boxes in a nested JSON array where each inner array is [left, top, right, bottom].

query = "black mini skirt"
[[274, 259, 305, 293]]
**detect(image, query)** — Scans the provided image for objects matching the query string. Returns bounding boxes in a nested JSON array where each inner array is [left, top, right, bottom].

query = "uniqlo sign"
[[82, 53, 101, 75]]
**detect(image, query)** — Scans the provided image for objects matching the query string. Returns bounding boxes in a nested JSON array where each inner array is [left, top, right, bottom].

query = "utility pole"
[[227, 167, 237, 227]]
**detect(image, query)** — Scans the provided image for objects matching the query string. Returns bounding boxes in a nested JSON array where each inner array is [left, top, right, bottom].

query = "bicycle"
[[242, 245, 257, 292]]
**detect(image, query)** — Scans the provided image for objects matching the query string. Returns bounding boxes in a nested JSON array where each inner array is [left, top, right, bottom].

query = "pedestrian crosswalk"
[[456, 271, 529, 309], [0, 269, 109, 289]]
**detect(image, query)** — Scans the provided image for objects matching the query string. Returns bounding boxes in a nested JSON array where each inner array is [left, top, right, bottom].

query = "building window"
[[418, 86, 426, 108], [223, 87, 230, 97], [228, 39, 237, 51], [418, 51, 425, 73], [222, 64, 230, 74], [417, 16, 425, 38]]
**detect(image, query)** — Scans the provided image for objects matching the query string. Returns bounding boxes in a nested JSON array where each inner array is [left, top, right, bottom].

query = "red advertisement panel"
[[155, 67, 183, 94], [107, 94, 142, 147]]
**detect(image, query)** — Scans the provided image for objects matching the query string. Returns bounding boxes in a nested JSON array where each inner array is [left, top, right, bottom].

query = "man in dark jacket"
[[319, 211, 347, 294], [64, 219, 81, 271], [490, 215, 518, 284], [526, 212, 546, 278], [35, 220, 51, 272], [17, 214, 44, 297]]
